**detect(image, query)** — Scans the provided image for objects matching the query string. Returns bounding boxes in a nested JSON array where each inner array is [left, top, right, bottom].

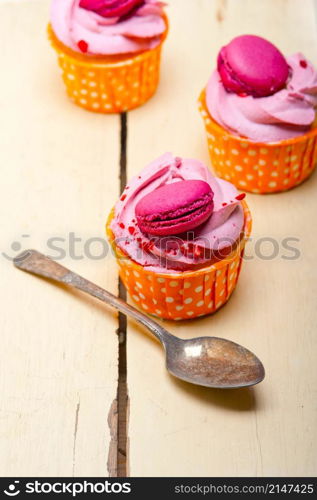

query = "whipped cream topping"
[[206, 53, 317, 142], [50, 0, 166, 55], [111, 153, 245, 273]]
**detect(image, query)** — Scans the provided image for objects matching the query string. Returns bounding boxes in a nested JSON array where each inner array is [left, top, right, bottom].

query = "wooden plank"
[[126, 0, 317, 476], [0, 1, 120, 476]]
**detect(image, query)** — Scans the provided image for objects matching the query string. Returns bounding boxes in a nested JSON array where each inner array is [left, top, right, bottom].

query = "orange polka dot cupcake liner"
[[106, 201, 252, 320], [198, 90, 317, 194], [48, 19, 168, 114]]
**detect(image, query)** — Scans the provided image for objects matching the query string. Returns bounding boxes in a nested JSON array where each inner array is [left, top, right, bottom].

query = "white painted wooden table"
[[0, 0, 316, 477]]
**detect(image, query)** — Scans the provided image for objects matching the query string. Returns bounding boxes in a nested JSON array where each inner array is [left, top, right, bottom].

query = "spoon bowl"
[[165, 336, 265, 389], [14, 250, 265, 389]]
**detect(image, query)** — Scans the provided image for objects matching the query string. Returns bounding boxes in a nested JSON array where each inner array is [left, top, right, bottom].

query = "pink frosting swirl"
[[50, 0, 167, 55], [206, 53, 317, 142], [111, 153, 245, 273]]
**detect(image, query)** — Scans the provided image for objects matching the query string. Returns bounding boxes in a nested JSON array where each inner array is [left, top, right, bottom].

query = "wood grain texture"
[[126, 0, 317, 476], [1, 0, 317, 478], [0, 1, 120, 476]]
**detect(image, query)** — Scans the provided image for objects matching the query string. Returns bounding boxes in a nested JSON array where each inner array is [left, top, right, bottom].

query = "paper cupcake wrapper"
[[48, 20, 168, 113], [198, 90, 317, 194], [106, 202, 252, 320]]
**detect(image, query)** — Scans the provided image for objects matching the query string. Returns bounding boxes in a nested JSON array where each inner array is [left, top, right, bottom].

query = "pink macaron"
[[135, 180, 214, 236], [217, 34, 289, 97], [79, 0, 144, 18]]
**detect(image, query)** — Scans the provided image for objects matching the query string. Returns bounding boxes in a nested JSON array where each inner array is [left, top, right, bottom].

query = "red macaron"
[[135, 180, 214, 236], [79, 0, 144, 18], [217, 34, 289, 97]]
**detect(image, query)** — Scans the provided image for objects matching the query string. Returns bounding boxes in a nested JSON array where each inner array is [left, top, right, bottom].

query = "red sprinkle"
[[128, 226, 135, 235], [77, 40, 88, 53], [119, 222, 125, 229], [237, 92, 248, 97], [120, 194, 127, 201], [300, 60, 307, 68], [194, 247, 202, 258], [139, 241, 154, 252], [181, 243, 196, 257], [236, 193, 246, 201], [222, 202, 227, 207], [175, 157, 182, 167]]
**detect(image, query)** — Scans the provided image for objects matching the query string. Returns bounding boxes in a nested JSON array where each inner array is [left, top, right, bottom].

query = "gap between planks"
[[117, 113, 129, 477], [108, 113, 129, 477]]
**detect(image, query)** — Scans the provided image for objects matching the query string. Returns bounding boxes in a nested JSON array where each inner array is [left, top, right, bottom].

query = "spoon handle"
[[14, 250, 169, 344]]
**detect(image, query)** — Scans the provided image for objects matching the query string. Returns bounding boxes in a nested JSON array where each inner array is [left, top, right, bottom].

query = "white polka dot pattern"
[[199, 90, 317, 194], [48, 24, 166, 114], [107, 203, 252, 320]]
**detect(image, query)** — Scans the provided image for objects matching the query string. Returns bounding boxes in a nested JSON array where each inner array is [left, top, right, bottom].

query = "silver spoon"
[[14, 250, 265, 389]]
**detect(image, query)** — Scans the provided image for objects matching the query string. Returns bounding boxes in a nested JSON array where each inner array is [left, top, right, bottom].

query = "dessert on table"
[[48, 0, 168, 113], [107, 153, 252, 320], [199, 34, 317, 193]]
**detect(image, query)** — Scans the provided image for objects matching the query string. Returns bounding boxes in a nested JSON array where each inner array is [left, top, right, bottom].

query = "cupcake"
[[199, 35, 317, 193], [107, 153, 252, 320], [48, 0, 168, 113]]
